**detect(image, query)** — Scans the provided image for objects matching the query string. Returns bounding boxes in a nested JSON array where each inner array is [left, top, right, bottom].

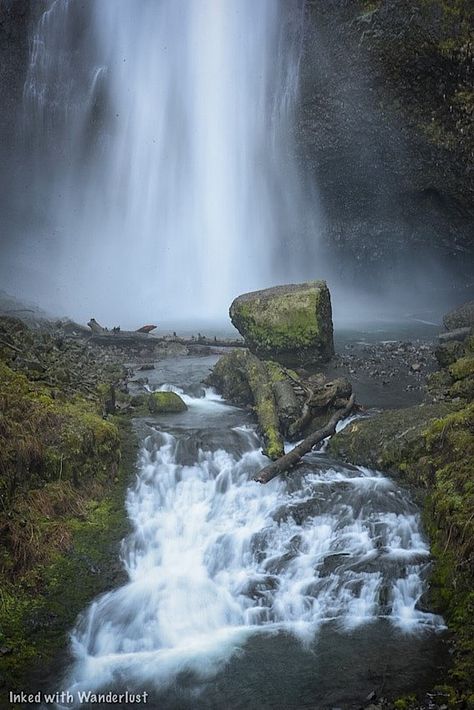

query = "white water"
[[65, 386, 444, 702], [19, 0, 319, 324]]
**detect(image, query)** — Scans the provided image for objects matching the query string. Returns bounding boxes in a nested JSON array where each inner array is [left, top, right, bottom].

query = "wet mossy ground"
[[0, 317, 138, 705], [0, 417, 136, 707], [0, 417, 137, 707]]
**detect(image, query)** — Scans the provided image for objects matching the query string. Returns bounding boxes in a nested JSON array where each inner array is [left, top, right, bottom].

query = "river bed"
[[59, 355, 448, 709]]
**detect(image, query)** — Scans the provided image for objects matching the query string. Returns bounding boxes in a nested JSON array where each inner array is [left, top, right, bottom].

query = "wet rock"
[[229, 281, 334, 366], [206, 349, 253, 406], [435, 340, 466, 368], [443, 302, 474, 331], [148, 391, 188, 414]]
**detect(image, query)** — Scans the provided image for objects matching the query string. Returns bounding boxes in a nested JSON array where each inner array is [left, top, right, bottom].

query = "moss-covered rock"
[[205, 349, 253, 406], [0, 417, 136, 706], [148, 390, 188, 413], [328, 401, 457, 479], [206, 350, 284, 459], [0, 320, 138, 703], [229, 281, 334, 366]]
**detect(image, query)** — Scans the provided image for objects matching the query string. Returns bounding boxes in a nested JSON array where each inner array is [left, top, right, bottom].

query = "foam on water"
[[65, 387, 444, 701]]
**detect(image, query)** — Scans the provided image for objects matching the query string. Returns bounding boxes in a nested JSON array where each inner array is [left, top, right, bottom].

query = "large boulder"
[[229, 281, 334, 366]]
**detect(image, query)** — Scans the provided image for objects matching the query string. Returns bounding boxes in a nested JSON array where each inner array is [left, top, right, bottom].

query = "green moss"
[[229, 282, 334, 365], [246, 355, 285, 460], [148, 390, 188, 413], [205, 349, 253, 406], [449, 355, 474, 381], [265, 360, 287, 384], [0, 417, 136, 704], [393, 696, 417, 710]]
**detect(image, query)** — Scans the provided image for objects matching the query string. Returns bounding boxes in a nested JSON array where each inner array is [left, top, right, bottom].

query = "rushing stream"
[[60, 356, 446, 709]]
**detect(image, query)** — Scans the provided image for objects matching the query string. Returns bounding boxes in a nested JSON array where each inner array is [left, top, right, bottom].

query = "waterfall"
[[22, 0, 318, 325], [62, 374, 445, 707]]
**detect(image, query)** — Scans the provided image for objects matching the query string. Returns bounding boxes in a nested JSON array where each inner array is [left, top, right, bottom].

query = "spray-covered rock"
[[229, 281, 334, 366]]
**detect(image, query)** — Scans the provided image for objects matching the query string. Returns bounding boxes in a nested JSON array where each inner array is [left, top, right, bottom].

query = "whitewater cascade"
[[21, 0, 318, 324], [64, 372, 444, 707]]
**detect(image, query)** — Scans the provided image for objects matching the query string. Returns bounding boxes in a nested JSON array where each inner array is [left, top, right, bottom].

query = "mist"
[[0, 0, 471, 329]]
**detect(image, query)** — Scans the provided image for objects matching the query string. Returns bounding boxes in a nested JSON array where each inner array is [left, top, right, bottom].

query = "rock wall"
[[298, 0, 473, 295]]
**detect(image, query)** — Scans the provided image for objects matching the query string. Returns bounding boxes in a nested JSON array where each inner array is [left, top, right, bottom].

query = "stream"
[[61, 356, 446, 709]]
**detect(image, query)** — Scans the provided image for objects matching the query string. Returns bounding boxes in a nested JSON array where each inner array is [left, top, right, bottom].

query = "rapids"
[[60, 356, 446, 709]]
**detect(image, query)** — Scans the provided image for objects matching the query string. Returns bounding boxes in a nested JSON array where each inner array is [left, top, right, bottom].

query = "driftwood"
[[89, 332, 245, 348], [254, 394, 356, 484]]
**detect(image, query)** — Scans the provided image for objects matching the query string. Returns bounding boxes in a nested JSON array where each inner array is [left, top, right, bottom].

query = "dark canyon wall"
[[299, 0, 473, 298]]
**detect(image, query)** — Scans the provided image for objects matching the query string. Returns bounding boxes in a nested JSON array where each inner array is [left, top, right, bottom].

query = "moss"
[[246, 355, 285, 460], [449, 354, 474, 381], [393, 696, 417, 710], [205, 349, 253, 406], [0, 330, 137, 705], [148, 390, 188, 413], [229, 282, 334, 365], [0, 417, 136, 705]]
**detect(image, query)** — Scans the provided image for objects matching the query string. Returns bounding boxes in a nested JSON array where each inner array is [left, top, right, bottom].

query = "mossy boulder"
[[328, 402, 457, 477], [229, 281, 334, 366], [206, 350, 284, 459], [148, 391, 187, 414]]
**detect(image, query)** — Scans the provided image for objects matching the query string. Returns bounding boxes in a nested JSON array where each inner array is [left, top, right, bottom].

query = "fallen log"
[[254, 394, 356, 484]]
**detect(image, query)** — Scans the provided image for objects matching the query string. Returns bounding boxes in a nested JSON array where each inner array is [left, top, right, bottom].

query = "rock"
[[205, 349, 253, 406], [439, 327, 472, 343], [229, 281, 334, 366], [328, 402, 455, 472], [443, 302, 474, 331], [411, 362, 422, 372], [435, 340, 467, 368], [148, 391, 188, 414]]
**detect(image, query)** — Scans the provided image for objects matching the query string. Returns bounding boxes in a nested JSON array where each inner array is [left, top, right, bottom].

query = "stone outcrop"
[[229, 281, 334, 366], [443, 301, 474, 331]]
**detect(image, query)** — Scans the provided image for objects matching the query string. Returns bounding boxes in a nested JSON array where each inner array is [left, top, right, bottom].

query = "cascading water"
[[61, 357, 445, 709], [20, 0, 319, 324]]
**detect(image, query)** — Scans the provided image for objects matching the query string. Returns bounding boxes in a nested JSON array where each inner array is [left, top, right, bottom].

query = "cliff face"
[[299, 0, 473, 293]]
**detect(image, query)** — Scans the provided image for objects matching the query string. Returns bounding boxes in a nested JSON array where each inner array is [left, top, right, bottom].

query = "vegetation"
[[0, 317, 136, 703]]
